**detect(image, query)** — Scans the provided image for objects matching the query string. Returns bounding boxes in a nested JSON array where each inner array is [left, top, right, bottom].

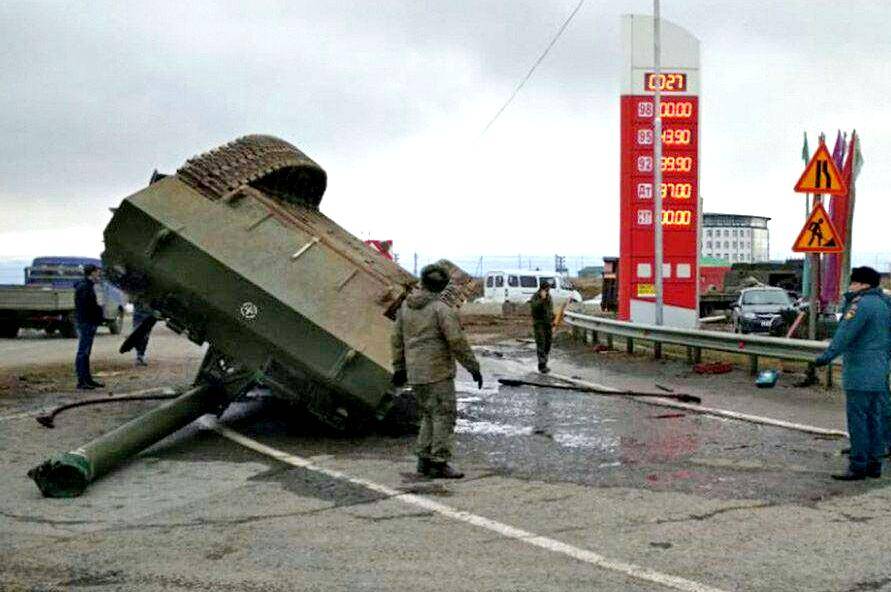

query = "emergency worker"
[[530, 280, 554, 373], [74, 264, 105, 390], [815, 266, 891, 480], [392, 264, 482, 479]]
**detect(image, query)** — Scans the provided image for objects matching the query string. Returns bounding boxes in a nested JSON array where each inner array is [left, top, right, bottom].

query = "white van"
[[483, 270, 582, 304]]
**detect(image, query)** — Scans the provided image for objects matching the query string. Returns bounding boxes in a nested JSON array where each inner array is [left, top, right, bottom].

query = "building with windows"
[[701, 213, 770, 264]]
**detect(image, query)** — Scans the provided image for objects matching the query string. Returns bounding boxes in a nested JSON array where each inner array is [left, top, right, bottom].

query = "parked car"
[[730, 287, 794, 334], [482, 270, 582, 304]]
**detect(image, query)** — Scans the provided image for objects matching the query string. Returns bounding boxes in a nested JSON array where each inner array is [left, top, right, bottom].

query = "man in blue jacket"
[[74, 264, 105, 390], [815, 266, 891, 480]]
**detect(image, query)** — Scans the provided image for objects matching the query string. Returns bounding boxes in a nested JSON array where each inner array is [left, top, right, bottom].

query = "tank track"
[[176, 135, 327, 207]]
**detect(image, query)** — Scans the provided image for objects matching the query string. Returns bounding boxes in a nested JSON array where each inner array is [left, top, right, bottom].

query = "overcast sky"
[[1, 0, 889, 270]]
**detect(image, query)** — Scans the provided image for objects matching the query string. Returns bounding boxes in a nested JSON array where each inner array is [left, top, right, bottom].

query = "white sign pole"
[[653, 0, 664, 327]]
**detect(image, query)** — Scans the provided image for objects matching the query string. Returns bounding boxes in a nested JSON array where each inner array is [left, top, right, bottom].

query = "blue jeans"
[[75, 323, 97, 385], [846, 390, 885, 474], [882, 391, 891, 451]]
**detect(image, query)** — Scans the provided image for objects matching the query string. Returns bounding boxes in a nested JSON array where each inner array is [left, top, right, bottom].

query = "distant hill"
[[0, 259, 29, 285]]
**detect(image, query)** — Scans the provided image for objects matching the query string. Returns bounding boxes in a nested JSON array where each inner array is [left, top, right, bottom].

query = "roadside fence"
[[564, 310, 838, 386]]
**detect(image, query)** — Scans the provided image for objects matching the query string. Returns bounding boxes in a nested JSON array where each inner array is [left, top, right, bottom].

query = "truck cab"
[[483, 270, 582, 304]]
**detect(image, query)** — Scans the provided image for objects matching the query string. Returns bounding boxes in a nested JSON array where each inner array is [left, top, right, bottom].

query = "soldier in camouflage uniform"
[[391, 264, 483, 479], [530, 281, 554, 373]]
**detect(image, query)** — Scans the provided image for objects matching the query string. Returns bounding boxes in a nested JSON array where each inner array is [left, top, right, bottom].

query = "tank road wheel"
[[107, 308, 125, 335], [0, 323, 20, 339]]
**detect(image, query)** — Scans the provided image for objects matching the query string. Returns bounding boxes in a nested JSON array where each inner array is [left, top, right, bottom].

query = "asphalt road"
[[1, 335, 890, 591], [0, 323, 202, 369]]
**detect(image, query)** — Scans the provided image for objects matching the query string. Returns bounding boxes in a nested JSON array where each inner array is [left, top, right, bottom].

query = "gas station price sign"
[[619, 15, 700, 328], [644, 72, 687, 92]]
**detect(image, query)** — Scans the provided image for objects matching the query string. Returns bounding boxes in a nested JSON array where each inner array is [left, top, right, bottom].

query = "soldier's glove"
[[813, 357, 829, 368], [471, 370, 483, 390], [392, 369, 407, 387]]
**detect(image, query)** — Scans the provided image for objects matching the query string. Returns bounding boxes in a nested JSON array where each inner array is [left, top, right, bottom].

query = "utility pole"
[[653, 0, 664, 327], [413, 253, 418, 276]]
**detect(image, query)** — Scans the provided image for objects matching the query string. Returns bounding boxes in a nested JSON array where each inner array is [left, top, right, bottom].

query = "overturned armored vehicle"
[[30, 135, 469, 497]]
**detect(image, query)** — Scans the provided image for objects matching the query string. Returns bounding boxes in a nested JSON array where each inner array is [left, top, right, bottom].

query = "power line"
[[480, 0, 588, 136]]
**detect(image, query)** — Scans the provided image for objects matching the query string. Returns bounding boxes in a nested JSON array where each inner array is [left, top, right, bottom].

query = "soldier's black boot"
[[430, 462, 464, 479], [416, 457, 433, 476], [831, 470, 867, 481]]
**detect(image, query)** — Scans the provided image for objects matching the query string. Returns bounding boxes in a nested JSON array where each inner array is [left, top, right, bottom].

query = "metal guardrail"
[[564, 310, 836, 383]]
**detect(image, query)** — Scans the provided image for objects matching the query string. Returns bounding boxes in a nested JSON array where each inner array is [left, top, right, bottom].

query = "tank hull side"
[[103, 197, 391, 414]]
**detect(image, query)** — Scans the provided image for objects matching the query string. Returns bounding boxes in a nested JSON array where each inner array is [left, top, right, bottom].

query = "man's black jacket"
[[74, 279, 104, 326]]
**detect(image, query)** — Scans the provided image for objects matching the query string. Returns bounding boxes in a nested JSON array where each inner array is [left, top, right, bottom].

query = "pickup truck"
[[0, 257, 127, 338]]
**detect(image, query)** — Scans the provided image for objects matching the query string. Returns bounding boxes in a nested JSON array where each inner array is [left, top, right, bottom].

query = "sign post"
[[794, 139, 847, 339], [619, 14, 700, 328], [653, 0, 663, 331]]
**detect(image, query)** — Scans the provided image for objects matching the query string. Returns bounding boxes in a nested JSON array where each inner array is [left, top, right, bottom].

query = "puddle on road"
[[455, 418, 533, 437], [452, 346, 868, 502]]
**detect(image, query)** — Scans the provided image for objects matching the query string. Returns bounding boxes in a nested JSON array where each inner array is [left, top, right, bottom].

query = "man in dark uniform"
[[815, 266, 891, 480], [74, 264, 105, 390], [391, 264, 483, 479], [131, 302, 156, 366], [530, 280, 554, 373]]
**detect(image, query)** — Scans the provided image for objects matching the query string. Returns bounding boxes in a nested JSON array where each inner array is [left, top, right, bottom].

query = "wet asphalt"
[[3, 340, 891, 591], [219, 341, 870, 508]]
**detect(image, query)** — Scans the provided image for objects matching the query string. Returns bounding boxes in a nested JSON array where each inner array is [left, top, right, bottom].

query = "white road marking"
[[200, 416, 729, 592], [549, 372, 849, 439]]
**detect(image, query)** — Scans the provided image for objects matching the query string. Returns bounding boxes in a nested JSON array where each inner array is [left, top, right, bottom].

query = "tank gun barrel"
[[28, 384, 222, 497]]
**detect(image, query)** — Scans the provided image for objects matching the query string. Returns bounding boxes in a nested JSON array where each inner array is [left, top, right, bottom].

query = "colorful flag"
[[823, 131, 848, 306], [837, 132, 862, 297], [801, 132, 811, 298], [852, 132, 864, 180]]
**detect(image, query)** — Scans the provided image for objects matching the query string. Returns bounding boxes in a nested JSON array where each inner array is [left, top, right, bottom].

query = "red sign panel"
[[619, 96, 700, 320]]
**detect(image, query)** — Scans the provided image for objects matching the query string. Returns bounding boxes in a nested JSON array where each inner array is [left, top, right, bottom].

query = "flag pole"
[[839, 130, 858, 298], [801, 132, 811, 301]]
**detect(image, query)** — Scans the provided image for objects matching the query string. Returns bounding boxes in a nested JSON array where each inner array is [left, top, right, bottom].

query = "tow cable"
[[35, 391, 180, 428]]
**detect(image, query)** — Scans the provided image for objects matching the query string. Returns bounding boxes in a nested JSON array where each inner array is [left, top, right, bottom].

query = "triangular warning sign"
[[792, 203, 844, 253], [794, 141, 848, 196]]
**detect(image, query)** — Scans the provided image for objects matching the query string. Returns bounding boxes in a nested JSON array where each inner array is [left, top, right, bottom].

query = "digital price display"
[[634, 181, 694, 201], [619, 14, 700, 328], [633, 125, 697, 150], [634, 99, 697, 120], [645, 72, 687, 92], [661, 209, 693, 225], [635, 208, 695, 227], [633, 154, 696, 174]]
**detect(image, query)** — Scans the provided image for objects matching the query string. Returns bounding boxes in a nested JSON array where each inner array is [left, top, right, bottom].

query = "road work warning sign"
[[792, 203, 844, 253], [794, 142, 848, 196]]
